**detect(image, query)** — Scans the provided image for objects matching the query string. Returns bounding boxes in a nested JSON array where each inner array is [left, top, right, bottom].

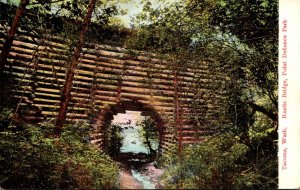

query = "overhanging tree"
[[0, 0, 30, 74], [55, 0, 98, 135]]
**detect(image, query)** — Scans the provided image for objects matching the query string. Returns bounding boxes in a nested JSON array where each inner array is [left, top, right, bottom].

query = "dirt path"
[[118, 168, 143, 189], [118, 162, 165, 189]]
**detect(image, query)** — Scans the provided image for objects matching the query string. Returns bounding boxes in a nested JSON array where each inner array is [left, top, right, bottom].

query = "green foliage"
[[0, 0, 127, 47], [0, 108, 13, 129], [27, 0, 119, 22], [127, 2, 278, 188], [160, 133, 277, 189], [2, 0, 19, 5], [137, 117, 159, 154], [0, 118, 119, 189], [106, 123, 124, 158], [127, 0, 277, 110], [210, 0, 278, 49]]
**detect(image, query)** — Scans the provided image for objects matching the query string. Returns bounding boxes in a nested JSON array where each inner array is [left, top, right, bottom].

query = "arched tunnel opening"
[[107, 111, 159, 165], [91, 101, 166, 189], [95, 101, 165, 166]]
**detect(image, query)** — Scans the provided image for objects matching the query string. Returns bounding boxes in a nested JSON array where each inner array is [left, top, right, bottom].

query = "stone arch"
[[90, 100, 167, 157]]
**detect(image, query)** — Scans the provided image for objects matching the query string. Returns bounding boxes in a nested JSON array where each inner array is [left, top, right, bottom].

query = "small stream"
[[118, 162, 164, 189], [131, 169, 156, 189], [112, 112, 163, 189]]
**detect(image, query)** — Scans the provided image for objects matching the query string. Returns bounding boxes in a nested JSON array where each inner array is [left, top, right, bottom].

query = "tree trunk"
[[55, 0, 97, 135], [144, 130, 155, 154], [0, 0, 30, 74], [248, 102, 277, 121]]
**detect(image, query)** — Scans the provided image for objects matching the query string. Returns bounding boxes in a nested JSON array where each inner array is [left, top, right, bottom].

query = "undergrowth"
[[159, 133, 277, 189], [0, 112, 119, 189]]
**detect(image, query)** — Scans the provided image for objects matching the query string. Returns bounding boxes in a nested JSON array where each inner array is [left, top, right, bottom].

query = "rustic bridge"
[[0, 25, 228, 154]]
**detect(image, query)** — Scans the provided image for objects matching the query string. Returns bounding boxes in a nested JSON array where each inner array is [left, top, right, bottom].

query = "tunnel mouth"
[[100, 101, 164, 165]]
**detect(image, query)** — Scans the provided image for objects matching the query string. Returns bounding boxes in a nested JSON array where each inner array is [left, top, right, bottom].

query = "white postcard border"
[[279, 0, 300, 188]]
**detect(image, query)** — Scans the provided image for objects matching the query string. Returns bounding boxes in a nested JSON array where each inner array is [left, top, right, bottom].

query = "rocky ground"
[[118, 162, 165, 189]]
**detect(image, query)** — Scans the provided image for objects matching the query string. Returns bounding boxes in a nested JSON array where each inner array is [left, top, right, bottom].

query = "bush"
[[0, 119, 119, 189], [160, 132, 277, 189]]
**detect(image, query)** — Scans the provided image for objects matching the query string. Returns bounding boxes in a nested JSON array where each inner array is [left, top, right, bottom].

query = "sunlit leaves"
[[2, 0, 20, 5]]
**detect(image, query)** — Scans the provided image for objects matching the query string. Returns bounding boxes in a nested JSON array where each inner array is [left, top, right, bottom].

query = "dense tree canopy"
[[126, 0, 278, 188], [127, 0, 278, 131]]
